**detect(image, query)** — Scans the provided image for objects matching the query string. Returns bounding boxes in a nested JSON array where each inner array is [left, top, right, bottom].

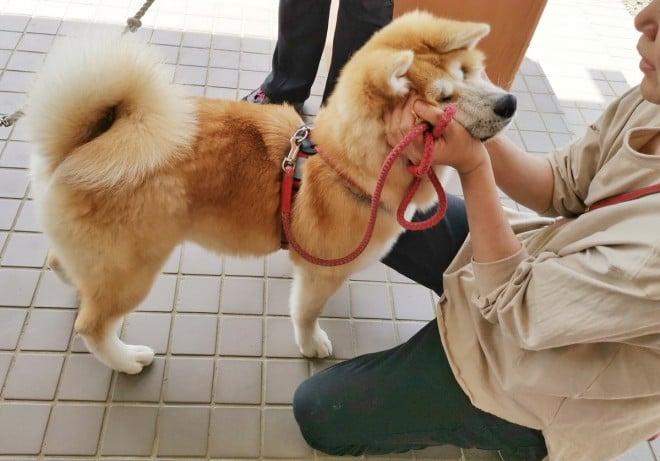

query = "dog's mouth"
[[454, 92, 517, 141], [480, 134, 496, 142], [472, 117, 515, 142]]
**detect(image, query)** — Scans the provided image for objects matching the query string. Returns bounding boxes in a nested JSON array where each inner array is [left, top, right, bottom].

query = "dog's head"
[[325, 10, 516, 142]]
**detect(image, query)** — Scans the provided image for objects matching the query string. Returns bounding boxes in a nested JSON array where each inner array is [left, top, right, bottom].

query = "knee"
[[293, 377, 364, 456], [293, 378, 329, 451]]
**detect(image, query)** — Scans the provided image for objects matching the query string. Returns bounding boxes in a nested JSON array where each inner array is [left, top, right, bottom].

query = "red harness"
[[280, 125, 314, 250], [280, 105, 456, 266]]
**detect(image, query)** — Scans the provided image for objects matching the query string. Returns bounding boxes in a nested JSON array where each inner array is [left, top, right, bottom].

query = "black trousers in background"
[[293, 195, 548, 460], [262, 0, 393, 104]]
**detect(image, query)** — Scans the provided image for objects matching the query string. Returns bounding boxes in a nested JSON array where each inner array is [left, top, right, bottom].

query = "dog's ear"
[[375, 11, 490, 53], [358, 49, 415, 98], [442, 21, 490, 51], [384, 49, 415, 95]]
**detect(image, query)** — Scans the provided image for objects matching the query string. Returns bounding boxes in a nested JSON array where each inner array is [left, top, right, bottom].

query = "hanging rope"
[[0, 109, 23, 128], [123, 0, 156, 34], [0, 0, 156, 128]]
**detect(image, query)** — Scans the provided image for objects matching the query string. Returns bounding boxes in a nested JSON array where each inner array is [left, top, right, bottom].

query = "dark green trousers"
[[293, 196, 547, 460]]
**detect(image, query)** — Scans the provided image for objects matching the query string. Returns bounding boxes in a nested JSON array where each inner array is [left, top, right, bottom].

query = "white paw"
[[116, 344, 155, 374], [297, 327, 333, 358]]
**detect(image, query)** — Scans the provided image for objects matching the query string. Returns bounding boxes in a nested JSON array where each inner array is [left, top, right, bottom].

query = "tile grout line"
[[0, 10, 32, 263], [153, 22, 202, 452], [260, 257, 269, 460], [96, 344, 121, 457], [240, 6, 270, 457], [0, 181, 47, 399], [0, 11, 59, 422], [201, 9, 214, 101], [205, 251, 229, 461], [261, 246, 271, 461], [39, 13, 116, 458], [385, 270, 402, 347], [150, 241, 185, 459], [34, 15, 98, 460], [20, 238, 57, 460]]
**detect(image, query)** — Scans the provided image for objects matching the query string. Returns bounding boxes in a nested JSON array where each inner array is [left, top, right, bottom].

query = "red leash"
[[281, 105, 456, 267], [587, 183, 660, 212]]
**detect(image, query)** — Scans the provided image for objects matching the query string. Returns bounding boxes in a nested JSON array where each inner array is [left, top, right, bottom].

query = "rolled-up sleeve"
[[471, 246, 529, 299], [543, 88, 640, 217], [545, 121, 606, 217]]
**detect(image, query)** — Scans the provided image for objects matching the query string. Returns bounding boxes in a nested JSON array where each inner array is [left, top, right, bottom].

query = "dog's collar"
[[314, 146, 392, 214]]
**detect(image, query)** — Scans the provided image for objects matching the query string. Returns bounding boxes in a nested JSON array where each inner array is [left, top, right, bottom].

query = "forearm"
[[484, 135, 555, 214], [459, 156, 521, 263]]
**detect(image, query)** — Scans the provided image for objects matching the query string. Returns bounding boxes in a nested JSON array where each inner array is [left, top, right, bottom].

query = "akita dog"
[[24, 11, 516, 373]]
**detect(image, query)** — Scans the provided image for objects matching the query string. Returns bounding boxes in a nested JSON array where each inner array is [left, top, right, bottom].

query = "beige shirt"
[[437, 86, 660, 461]]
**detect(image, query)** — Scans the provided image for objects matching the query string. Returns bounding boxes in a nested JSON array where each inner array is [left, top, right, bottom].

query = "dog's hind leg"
[[76, 311, 154, 374], [290, 267, 346, 358], [73, 263, 162, 374]]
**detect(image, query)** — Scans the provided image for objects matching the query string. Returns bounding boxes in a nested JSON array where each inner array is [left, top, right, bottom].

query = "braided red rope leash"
[[398, 104, 455, 230], [587, 183, 660, 212], [281, 104, 456, 267]]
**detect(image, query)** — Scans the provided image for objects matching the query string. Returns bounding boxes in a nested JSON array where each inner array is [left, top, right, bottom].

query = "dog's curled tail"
[[24, 32, 197, 188]]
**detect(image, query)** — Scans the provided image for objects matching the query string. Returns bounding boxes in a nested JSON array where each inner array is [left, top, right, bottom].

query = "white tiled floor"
[[0, 0, 658, 460]]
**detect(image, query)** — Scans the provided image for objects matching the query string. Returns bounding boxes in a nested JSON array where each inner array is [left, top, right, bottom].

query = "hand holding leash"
[[412, 100, 490, 176]]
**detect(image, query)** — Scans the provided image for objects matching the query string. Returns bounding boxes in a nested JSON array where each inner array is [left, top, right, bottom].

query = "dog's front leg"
[[290, 267, 346, 358]]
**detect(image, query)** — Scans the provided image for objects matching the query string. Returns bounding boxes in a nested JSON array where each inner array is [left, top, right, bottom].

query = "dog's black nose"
[[493, 93, 517, 118]]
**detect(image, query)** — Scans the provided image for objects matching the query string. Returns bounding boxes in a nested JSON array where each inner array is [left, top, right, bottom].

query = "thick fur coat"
[[25, 11, 516, 373]]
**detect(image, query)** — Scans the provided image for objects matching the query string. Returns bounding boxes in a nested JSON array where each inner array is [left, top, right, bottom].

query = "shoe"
[[242, 87, 304, 115]]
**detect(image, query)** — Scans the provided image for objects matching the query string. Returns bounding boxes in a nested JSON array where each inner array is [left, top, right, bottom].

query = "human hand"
[[383, 94, 489, 175], [383, 92, 426, 164], [412, 100, 489, 176]]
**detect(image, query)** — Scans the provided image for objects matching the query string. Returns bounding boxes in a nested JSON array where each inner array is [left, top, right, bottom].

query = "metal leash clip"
[[282, 125, 311, 171]]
